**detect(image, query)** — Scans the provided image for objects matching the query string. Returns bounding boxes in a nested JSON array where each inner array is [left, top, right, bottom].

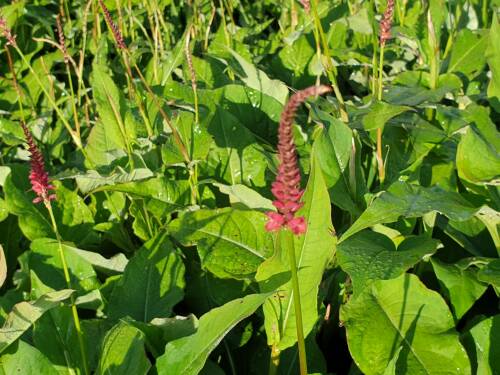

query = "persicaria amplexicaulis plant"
[[379, 0, 395, 46], [21, 122, 56, 204], [265, 85, 332, 235]]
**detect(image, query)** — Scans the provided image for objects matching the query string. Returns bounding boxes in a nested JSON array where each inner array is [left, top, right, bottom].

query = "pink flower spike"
[[264, 85, 331, 236], [21, 122, 56, 205], [288, 216, 307, 235], [265, 212, 285, 232]]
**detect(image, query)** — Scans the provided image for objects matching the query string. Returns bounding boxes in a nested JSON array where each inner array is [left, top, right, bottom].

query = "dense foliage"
[[0, 0, 499, 374]]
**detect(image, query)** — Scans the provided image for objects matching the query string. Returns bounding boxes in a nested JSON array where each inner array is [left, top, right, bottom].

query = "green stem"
[[310, 0, 348, 122], [376, 42, 386, 184], [46, 203, 89, 375], [282, 229, 308, 375]]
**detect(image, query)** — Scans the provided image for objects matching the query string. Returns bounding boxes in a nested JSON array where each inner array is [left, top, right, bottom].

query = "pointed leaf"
[[156, 293, 270, 375], [341, 274, 471, 375], [108, 232, 185, 322], [0, 289, 74, 354], [169, 208, 274, 279], [338, 231, 440, 296], [97, 321, 151, 375]]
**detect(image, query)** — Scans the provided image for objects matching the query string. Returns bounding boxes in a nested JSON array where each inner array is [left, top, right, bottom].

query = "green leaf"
[[341, 182, 479, 241], [256, 146, 336, 350], [338, 231, 440, 296], [431, 258, 488, 320], [340, 274, 471, 375], [0, 340, 59, 375], [95, 176, 191, 212], [155, 293, 270, 375], [462, 315, 500, 375], [3, 172, 51, 240], [486, 13, 500, 112], [206, 108, 269, 187], [97, 321, 151, 375], [362, 101, 412, 131], [456, 126, 500, 185], [314, 115, 361, 214], [73, 168, 154, 195], [32, 304, 88, 374], [0, 289, 74, 354], [214, 183, 274, 211], [85, 64, 145, 166], [229, 50, 288, 104], [29, 238, 100, 297], [169, 208, 274, 279], [108, 232, 185, 322], [446, 29, 488, 76], [477, 258, 500, 289], [4, 169, 96, 244]]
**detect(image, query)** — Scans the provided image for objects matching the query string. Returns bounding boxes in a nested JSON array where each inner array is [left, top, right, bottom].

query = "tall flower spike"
[[21, 122, 56, 204], [56, 15, 69, 64], [0, 16, 17, 47], [379, 0, 395, 46], [98, 0, 126, 50], [265, 85, 332, 235]]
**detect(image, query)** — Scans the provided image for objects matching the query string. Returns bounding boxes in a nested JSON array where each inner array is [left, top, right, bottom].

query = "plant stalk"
[[46, 203, 89, 375], [282, 229, 308, 375]]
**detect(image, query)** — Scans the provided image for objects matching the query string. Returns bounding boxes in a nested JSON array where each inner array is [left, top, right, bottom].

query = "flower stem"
[[282, 229, 308, 375], [46, 202, 89, 375]]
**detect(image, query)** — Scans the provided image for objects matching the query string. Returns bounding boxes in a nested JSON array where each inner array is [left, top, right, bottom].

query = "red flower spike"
[[21, 122, 56, 204], [265, 85, 332, 235], [379, 0, 395, 46], [98, 0, 126, 50]]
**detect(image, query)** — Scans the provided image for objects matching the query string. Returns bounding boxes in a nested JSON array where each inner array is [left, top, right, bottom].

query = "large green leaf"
[[314, 115, 361, 214], [85, 64, 145, 166], [341, 182, 479, 241], [338, 231, 440, 296], [155, 293, 270, 375], [462, 315, 500, 375], [486, 13, 500, 112], [97, 321, 151, 375], [0, 340, 59, 375], [341, 274, 471, 375], [29, 238, 100, 297], [108, 232, 185, 322], [169, 208, 274, 279], [446, 29, 488, 76], [0, 289, 74, 354], [456, 126, 500, 185], [206, 108, 269, 187], [96, 176, 191, 213], [431, 259, 488, 320], [362, 101, 412, 131], [229, 50, 288, 104], [256, 146, 336, 350], [4, 169, 96, 244]]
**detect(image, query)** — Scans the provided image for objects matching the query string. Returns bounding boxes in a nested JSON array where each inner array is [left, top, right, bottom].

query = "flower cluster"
[[265, 85, 331, 235], [379, 0, 395, 46], [98, 0, 126, 50], [21, 123, 56, 204], [0, 16, 17, 47]]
